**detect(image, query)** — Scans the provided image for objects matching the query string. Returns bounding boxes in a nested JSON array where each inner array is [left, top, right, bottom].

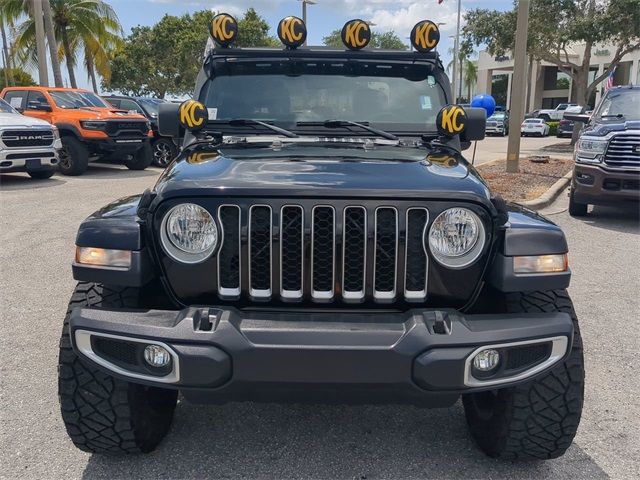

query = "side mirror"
[[158, 102, 181, 137], [460, 107, 486, 142], [27, 101, 52, 112], [563, 113, 590, 123]]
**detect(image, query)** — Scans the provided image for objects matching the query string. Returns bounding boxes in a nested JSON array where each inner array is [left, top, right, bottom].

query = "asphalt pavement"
[[1, 144, 638, 479]]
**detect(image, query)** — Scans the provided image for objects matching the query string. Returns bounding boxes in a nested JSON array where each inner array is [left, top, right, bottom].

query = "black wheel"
[[58, 282, 178, 454], [58, 136, 89, 176], [125, 143, 152, 170], [28, 169, 55, 179], [152, 138, 177, 167], [463, 290, 584, 460], [569, 188, 589, 217]]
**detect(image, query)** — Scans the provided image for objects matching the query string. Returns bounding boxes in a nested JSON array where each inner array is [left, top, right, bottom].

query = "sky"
[[74, 0, 515, 92]]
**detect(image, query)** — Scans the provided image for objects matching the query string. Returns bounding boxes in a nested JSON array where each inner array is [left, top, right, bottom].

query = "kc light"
[[427, 207, 486, 268], [513, 254, 568, 274], [75, 247, 132, 269], [160, 203, 218, 263]]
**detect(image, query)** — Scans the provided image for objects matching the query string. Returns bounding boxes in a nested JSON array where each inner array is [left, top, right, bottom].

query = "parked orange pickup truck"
[[0, 87, 152, 175]]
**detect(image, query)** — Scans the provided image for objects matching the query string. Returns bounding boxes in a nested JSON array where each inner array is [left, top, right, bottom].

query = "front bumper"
[[485, 126, 506, 134], [86, 136, 149, 155], [573, 163, 640, 205], [70, 306, 573, 406], [0, 146, 59, 173]]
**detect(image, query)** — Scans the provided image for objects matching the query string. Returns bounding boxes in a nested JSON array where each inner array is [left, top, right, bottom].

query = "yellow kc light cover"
[[179, 99, 209, 131], [278, 16, 307, 48], [209, 13, 238, 47], [341, 19, 371, 50], [410, 20, 440, 52], [436, 105, 467, 136]]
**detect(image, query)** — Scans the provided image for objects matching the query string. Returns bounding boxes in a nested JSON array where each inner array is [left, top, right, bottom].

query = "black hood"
[[152, 143, 493, 209]]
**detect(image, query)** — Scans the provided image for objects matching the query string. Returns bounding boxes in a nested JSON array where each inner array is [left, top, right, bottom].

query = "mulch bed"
[[476, 156, 573, 203]]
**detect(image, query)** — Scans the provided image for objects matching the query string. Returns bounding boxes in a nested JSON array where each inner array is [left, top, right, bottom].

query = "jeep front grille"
[[1, 129, 54, 148], [214, 202, 431, 304], [603, 133, 640, 169]]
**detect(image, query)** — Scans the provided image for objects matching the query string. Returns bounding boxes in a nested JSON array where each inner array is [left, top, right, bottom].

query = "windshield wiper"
[[297, 120, 399, 141], [223, 119, 298, 138], [600, 114, 625, 119]]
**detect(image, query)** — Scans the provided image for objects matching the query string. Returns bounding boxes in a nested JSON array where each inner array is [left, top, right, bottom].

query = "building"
[[475, 43, 640, 112]]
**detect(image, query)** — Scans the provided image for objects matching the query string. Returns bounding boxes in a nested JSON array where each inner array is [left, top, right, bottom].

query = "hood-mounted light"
[[410, 20, 440, 52], [209, 13, 238, 47], [278, 16, 307, 49], [341, 19, 371, 50]]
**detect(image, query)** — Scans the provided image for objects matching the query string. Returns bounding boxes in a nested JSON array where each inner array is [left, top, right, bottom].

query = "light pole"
[[506, 0, 530, 173], [451, 0, 461, 103], [299, 0, 316, 46], [435, 22, 446, 53]]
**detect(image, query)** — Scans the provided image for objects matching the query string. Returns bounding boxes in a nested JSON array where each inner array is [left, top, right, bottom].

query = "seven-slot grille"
[[1, 129, 54, 148], [603, 133, 640, 169], [215, 203, 430, 303]]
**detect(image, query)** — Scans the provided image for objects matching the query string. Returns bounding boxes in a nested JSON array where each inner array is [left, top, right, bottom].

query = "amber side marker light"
[[513, 254, 568, 274], [76, 247, 132, 269]]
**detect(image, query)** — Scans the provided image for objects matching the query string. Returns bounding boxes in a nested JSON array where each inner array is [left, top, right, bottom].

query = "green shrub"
[[545, 121, 559, 136]]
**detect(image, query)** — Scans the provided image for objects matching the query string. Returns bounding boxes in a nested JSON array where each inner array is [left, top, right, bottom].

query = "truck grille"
[[104, 120, 148, 137], [213, 202, 431, 304], [604, 133, 640, 169], [1, 129, 54, 148]]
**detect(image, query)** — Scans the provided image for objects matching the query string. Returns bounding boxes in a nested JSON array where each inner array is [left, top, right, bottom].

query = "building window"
[[543, 67, 571, 90]]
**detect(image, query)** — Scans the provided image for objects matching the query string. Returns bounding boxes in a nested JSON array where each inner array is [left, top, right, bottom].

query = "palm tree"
[[42, 0, 62, 87], [464, 59, 478, 101], [7, 0, 122, 90]]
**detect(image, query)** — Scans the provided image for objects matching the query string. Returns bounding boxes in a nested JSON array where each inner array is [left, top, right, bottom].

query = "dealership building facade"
[[474, 44, 640, 111]]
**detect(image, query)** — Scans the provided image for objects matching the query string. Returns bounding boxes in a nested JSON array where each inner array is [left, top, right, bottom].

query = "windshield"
[[0, 98, 17, 114], [48, 90, 111, 109], [593, 89, 640, 121], [488, 113, 506, 120], [201, 63, 446, 133], [137, 98, 165, 116]]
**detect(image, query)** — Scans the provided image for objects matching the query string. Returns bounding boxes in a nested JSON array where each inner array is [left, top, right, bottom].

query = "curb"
[[519, 170, 572, 210]]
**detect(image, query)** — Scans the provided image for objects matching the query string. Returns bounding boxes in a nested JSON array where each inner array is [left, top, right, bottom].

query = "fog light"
[[473, 349, 500, 372], [144, 345, 171, 368]]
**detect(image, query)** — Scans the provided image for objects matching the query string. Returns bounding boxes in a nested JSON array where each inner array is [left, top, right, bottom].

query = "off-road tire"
[[59, 136, 89, 176], [125, 143, 152, 170], [28, 169, 55, 179], [151, 138, 177, 167], [58, 282, 178, 454], [463, 290, 584, 460], [569, 188, 588, 217]]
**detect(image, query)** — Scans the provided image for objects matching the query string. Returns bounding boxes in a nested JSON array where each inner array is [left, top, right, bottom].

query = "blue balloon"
[[471, 94, 496, 117]]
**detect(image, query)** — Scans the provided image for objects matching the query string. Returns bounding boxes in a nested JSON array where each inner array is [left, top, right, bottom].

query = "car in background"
[[565, 85, 640, 216], [1, 87, 152, 175], [537, 103, 579, 121], [105, 96, 179, 167], [520, 118, 549, 137], [0, 97, 61, 179], [485, 111, 509, 136]]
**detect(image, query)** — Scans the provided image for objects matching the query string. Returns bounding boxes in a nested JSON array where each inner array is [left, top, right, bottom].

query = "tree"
[[7, 0, 122, 89], [104, 9, 278, 97], [464, 59, 478, 101], [323, 29, 408, 50], [464, 0, 640, 110], [0, 66, 35, 89], [447, 41, 475, 102], [42, 0, 62, 87]]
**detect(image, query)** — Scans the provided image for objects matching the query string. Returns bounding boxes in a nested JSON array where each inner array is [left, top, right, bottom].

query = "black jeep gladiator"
[[58, 16, 584, 460]]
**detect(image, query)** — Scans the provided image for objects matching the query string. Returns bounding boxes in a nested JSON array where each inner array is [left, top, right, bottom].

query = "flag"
[[606, 66, 616, 90]]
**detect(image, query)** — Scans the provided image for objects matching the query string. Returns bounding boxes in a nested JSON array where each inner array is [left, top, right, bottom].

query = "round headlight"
[[427, 207, 486, 268], [160, 203, 218, 263]]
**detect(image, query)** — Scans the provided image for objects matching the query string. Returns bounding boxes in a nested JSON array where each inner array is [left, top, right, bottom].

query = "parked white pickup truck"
[[0, 97, 61, 179], [537, 103, 579, 121]]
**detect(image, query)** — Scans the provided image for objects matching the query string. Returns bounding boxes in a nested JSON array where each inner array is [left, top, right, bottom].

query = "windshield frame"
[[592, 88, 640, 122], [199, 55, 449, 138], [0, 97, 18, 114], [48, 90, 111, 109]]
